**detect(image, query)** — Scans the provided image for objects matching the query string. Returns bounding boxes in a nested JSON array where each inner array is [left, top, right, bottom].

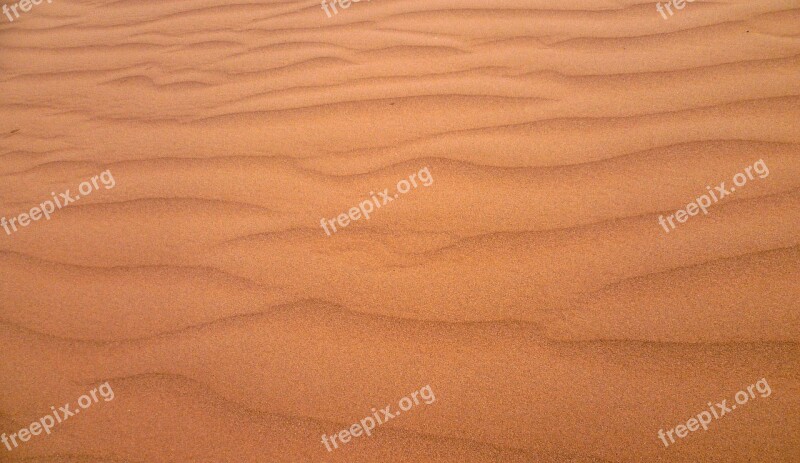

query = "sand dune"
[[1, 0, 798, 462]]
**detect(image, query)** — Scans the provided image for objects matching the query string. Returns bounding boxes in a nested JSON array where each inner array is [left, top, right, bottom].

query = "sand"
[[0, 0, 798, 461]]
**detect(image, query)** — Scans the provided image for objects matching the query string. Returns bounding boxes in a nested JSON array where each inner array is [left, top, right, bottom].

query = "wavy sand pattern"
[[1, 0, 799, 461]]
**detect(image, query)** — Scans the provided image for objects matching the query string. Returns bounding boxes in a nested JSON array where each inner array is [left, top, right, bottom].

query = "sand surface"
[[1, 0, 799, 462]]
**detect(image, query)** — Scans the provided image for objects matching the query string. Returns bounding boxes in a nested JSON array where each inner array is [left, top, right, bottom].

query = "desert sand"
[[0, 0, 798, 462]]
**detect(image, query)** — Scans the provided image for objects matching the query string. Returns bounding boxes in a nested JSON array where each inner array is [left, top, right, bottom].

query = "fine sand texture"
[[1, 0, 799, 462]]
